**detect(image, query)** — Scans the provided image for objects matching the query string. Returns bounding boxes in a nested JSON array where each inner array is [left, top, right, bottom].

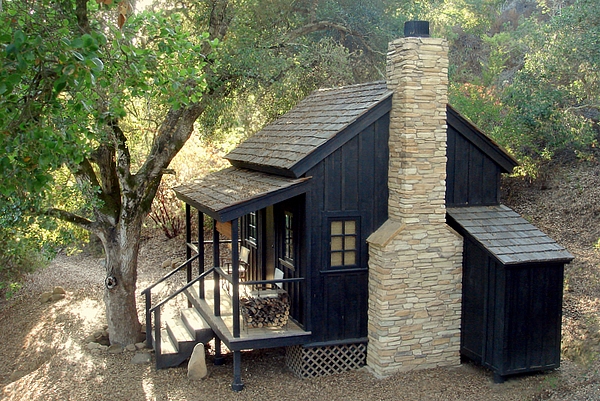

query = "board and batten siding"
[[445, 124, 503, 207], [304, 113, 389, 343], [460, 235, 564, 378]]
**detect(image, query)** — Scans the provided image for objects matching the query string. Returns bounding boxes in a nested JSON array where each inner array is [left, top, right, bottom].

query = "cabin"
[[141, 22, 573, 390]]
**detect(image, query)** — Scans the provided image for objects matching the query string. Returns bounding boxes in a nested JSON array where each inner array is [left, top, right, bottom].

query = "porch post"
[[213, 218, 221, 316], [185, 204, 192, 308], [185, 204, 192, 283], [232, 350, 244, 391], [213, 337, 224, 365], [198, 211, 205, 299], [231, 218, 240, 338]]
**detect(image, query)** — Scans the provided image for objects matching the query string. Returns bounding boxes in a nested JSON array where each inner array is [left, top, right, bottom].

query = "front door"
[[275, 197, 304, 327]]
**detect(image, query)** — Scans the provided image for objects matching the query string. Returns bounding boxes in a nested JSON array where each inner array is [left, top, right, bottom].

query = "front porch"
[[185, 280, 310, 352], [143, 168, 313, 390]]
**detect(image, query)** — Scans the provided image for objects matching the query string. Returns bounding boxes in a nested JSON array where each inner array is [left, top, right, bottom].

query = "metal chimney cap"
[[404, 21, 430, 38]]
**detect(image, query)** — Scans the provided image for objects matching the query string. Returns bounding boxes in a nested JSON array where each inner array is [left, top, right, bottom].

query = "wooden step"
[[181, 308, 214, 343], [166, 317, 195, 351], [156, 328, 178, 355]]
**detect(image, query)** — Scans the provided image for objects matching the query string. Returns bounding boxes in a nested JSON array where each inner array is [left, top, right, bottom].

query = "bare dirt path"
[[1, 158, 600, 400]]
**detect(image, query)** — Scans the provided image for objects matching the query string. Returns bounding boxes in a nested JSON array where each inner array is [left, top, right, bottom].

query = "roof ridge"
[[315, 80, 388, 93]]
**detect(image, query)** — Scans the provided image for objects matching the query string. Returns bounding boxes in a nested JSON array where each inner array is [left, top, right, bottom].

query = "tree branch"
[[108, 118, 132, 185], [75, 0, 90, 34], [564, 104, 600, 112], [276, 21, 386, 57], [46, 208, 100, 233]]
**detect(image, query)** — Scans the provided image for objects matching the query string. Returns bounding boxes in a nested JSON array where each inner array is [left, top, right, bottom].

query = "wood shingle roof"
[[447, 205, 573, 265], [226, 81, 393, 178], [174, 167, 311, 222]]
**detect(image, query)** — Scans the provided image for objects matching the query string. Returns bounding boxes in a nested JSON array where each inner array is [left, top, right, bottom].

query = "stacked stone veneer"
[[366, 37, 463, 377]]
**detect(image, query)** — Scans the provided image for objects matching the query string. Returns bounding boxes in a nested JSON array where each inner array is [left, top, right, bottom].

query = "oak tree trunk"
[[99, 219, 144, 346]]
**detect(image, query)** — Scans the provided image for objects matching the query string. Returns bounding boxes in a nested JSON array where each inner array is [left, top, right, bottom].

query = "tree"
[[448, 0, 600, 162], [0, 0, 403, 345]]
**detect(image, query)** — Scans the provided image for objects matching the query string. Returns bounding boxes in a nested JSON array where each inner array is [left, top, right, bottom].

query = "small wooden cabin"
[[143, 23, 572, 390]]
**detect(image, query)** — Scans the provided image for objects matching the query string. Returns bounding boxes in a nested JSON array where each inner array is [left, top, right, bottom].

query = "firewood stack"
[[241, 290, 290, 328]]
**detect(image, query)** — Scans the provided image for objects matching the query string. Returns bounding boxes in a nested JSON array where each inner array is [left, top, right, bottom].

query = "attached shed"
[[447, 205, 573, 382]]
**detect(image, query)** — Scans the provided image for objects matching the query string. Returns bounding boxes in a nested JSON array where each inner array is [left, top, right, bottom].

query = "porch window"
[[329, 219, 358, 268], [284, 211, 294, 262]]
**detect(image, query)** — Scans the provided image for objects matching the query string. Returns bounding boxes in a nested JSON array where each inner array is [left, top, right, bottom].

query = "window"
[[330, 219, 358, 268], [247, 211, 257, 246], [284, 211, 294, 262]]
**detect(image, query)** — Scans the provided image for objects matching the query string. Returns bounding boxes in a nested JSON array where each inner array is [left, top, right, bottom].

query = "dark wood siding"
[[446, 125, 502, 207], [304, 113, 389, 343], [460, 233, 565, 380]]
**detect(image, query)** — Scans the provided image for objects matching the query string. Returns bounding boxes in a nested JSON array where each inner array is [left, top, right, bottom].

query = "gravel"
[[2, 158, 600, 400]]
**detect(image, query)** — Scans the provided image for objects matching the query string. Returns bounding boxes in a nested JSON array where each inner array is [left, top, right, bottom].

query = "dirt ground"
[[1, 155, 600, 400]]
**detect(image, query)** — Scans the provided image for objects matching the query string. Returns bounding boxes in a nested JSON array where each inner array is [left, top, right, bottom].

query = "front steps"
[[153, 307, 214, 369]]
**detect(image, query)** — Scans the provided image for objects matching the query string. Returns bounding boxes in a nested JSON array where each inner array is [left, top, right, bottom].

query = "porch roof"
[[173, 167, 311, 222], [447, 205, 573, 265]]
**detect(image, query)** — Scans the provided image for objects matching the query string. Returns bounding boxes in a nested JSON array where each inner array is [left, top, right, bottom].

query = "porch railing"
[[141, 254, 201, 348], [141, 235, 306, 351], [146, 267, 215, 354]]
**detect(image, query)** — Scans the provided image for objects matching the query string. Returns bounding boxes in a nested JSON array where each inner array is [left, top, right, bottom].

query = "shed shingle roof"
[[226, 81, 393, 177], [173, 167, 310, 222], [447, 205, 573, 265]]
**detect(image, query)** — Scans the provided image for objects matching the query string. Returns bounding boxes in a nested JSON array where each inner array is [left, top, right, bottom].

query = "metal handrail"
[[214, 266, 304, 286], [149, 267, 215, 314], [146, 267, 215, 349], [140, 253, 200, 295]]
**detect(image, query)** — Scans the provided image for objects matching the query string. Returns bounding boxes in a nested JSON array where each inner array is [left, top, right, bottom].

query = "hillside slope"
[[504, 153, 600, 399]]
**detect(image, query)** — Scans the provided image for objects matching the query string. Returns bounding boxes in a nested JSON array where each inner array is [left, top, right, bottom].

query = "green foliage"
[[0, 213, 87, 299], [450, 0, 600, 166]]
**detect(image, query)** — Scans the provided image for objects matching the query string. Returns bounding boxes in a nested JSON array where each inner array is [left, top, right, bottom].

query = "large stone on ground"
[[107, 344, 124, 354], [51, 293, 65, 301], [187, 343, 208, 380], [39, 292, 52, 303], [53, 286, 66, 294], [131, 352, 152, 364]]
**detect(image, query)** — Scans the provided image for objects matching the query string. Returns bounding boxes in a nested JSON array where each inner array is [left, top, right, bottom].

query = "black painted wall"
[[459, 235, 564, 379], [445, 124, 503, 207], [303, 112, 389, 343]]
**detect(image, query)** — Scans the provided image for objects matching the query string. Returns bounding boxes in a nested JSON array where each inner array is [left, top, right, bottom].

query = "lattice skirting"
[[285, 343, 367, 378]]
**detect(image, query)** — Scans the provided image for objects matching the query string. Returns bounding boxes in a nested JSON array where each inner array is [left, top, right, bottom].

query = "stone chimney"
[[366, 22, 464, 377]]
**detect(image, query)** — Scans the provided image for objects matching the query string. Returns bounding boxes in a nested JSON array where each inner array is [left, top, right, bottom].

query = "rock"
[[125, 344, 137, 352], [187, 343, 208, 380], [53, 286, 66, 295], [9, 370, 25, 382], [87, 342, 100, 350], [98, 345, 108, 351], [161, 259, 172, 269], [51, 293, 65, 301], [84, 334, 96, 343], [98, 337, 110, 346], [131, 352, 152, 365], [39, 292, 52, 303], [107, 344, 124, 354], [135, 342, 146, 350]]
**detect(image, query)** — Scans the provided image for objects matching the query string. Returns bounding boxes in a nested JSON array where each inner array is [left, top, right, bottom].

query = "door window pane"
[[284, 211, 294, 262]]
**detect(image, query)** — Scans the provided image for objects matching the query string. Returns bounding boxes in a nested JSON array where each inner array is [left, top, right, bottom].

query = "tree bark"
[[98, 217, 144, 346]]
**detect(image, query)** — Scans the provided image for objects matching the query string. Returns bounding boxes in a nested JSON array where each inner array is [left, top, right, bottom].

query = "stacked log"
[[241, 290, 290, 328]]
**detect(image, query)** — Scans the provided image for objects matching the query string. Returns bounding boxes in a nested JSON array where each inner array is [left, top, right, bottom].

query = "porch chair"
[[222, 245, 250, 295]]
